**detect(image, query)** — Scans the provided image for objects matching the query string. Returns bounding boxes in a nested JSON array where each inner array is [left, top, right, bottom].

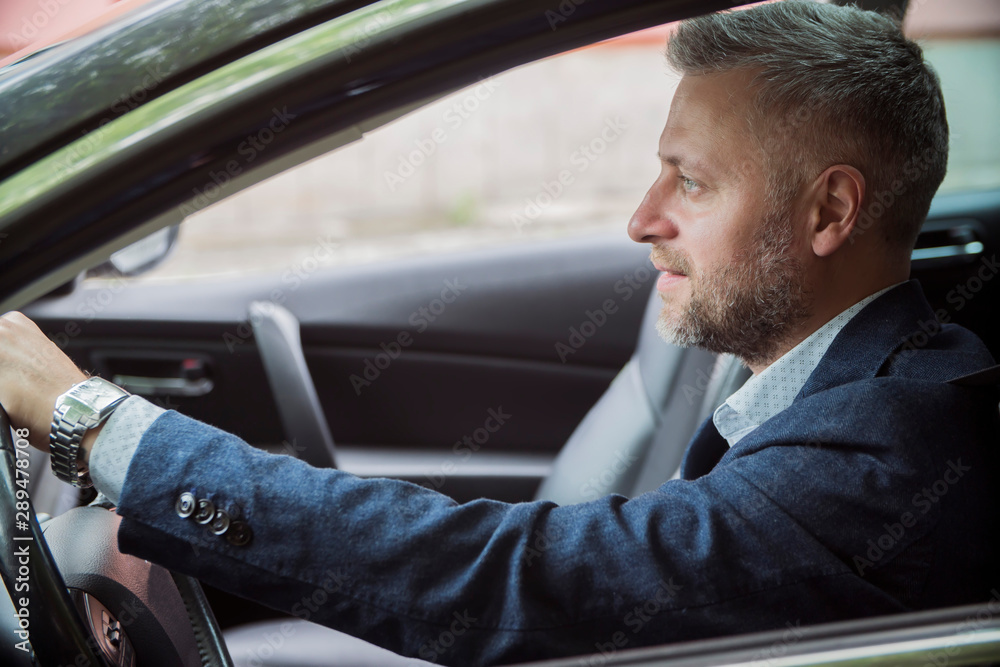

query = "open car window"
[[905, 0, 1000, 195], [117, 25, 678, 284], [86, 0, 1000, 289]]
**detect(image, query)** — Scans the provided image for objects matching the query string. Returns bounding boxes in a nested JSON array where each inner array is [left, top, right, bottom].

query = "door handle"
[[911, 219, 985, 269], [111, 374, 213, 397], [94, 355, 215, 397], [911, 240, 983, 262]]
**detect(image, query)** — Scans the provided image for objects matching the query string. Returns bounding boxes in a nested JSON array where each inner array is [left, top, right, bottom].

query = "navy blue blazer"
[[115, 280, 1000, 665]]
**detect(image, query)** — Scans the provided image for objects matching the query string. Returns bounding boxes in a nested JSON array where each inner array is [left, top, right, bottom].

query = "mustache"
[[650, 246, 694, 277]]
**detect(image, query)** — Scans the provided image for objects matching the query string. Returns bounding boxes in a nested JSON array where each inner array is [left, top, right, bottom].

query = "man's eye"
[[679, 175, 699, 192]]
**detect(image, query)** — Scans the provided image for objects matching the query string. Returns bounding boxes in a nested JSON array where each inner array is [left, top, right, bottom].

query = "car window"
[[905, 0, 1000, 194], [127, 25, 678, 284], [102, 0, 999, 286]]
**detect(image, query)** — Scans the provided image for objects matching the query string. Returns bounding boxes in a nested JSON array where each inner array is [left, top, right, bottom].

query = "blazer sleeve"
[[115, 406, 922, 665]]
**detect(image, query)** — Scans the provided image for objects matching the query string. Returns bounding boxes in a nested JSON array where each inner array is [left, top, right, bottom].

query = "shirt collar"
[[713, 282, 903, 447]]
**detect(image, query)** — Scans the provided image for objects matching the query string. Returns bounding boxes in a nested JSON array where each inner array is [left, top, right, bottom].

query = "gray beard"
[[655, 209, 812, 367]]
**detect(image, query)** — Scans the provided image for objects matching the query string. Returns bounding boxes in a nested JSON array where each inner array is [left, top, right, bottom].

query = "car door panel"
[[24, 234, 654, 502], [911, 190, 1000, 360], [22, 188, 1000, 508]]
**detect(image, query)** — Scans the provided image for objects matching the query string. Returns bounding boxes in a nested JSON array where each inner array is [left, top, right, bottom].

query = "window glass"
[[133, 27, 678, 283], [118, 0, 1000, 285], [920, 39, 1000, 194], [904, 0, 1000, 194]]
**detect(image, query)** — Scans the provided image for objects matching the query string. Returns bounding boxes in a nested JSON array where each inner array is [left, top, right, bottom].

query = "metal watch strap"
[[49, 378, 130, 488], [49, 411, 95, 488]]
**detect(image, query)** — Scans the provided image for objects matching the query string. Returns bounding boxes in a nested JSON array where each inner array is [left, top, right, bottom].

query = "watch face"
[[74, 382, 102, 404], [67, 378, 128, 415]]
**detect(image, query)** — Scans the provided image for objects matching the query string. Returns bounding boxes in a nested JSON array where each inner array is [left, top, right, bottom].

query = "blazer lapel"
[[680, 416, 729, 480]]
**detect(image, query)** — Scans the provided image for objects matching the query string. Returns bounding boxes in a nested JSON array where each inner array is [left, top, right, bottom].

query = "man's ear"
[[807, 165, 865, 258]]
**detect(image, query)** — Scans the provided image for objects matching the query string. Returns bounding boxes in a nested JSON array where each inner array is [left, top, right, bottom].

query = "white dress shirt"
[[89, 396, 165, 504], [712, 283, 900, 447]]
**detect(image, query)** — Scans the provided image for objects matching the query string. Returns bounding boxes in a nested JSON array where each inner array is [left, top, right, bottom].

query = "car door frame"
[[1, 0, 999, 664]]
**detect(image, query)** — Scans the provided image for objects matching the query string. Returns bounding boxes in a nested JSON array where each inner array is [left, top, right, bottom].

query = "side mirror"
[[35, 225, 180, 301], [90, 225, 180, 277]]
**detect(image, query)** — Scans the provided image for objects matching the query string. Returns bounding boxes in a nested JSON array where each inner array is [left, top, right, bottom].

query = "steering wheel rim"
[[0, 404, 234, 666], [0, 404, 110, 666]]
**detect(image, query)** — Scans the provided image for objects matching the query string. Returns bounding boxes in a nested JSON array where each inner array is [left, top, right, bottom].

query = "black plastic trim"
[[0, 0, 378, 181]]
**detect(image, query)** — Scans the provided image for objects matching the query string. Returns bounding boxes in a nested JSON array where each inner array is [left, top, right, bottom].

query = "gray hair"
[[667, 0, 948, 252]]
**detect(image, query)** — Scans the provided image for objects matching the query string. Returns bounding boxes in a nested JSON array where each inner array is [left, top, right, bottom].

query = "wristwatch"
[[49, 377, 130, 488]]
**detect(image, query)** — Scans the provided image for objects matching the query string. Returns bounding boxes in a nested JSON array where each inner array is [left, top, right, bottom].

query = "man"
[[0, 1, 998, 665]]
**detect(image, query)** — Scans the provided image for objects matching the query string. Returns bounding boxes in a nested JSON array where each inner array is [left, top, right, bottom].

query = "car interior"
[[19, 186, 1000, 665], [0, 0, 998, 664]]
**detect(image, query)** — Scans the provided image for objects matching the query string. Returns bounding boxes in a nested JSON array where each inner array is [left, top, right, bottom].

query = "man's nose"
[[628, 182, 678, 244]]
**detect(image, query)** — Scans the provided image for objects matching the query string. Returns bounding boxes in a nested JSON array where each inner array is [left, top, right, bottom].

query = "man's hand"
[[0, 312, 87, 451]]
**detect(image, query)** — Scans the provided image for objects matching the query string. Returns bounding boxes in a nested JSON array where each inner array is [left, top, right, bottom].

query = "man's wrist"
[[79, 422, 105, 469], [88, 396, 165, 505]]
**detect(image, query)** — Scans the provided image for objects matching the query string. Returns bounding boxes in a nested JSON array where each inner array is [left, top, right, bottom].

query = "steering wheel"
[[0, 404, 234, 666]]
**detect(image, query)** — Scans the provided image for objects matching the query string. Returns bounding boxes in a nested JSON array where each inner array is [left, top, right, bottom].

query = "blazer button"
[[226, 520, 253, 547], [175, 492, 196, 519], [193, 499, 215, 524], [210, 509, 231, 536]]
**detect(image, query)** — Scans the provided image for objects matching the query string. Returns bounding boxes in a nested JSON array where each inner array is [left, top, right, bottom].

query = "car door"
[[3, 0, 1000, 664]]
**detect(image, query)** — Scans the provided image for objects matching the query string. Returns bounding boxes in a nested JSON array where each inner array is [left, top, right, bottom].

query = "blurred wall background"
[[2, 0, 997, 281]]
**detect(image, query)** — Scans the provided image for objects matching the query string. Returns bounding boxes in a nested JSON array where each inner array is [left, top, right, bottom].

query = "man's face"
[[628, 70, 813, 367]]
